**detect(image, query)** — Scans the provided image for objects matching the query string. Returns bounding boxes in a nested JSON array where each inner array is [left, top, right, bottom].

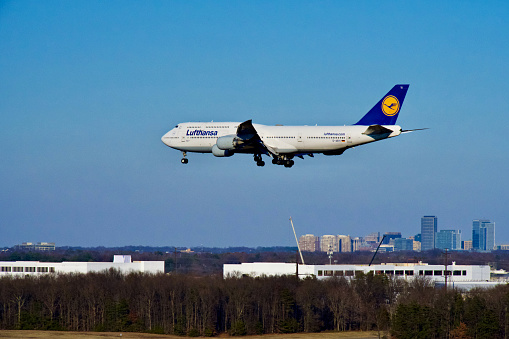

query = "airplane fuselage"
[[162, 122, 401, 154]]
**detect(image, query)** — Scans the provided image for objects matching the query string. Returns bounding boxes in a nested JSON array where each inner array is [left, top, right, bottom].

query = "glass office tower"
[[421, 216, 437, 251]]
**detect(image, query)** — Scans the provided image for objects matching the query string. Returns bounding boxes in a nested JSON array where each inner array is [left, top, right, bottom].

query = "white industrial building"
[[0, 255, 164, 276], [224, 262, 503, 290]]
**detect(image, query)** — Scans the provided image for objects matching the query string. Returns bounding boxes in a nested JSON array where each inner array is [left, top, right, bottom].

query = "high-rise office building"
[[364, 232, 380, 243], [472, 219, 489, 250], [479, 221, 495, 251], [421, 216, 437, 251], [382, 232, 402, 244], [394, 238, 414, 251], [435, 230, 461, 250], [473, 220, 496, 251], [299, 234, 320, 252]]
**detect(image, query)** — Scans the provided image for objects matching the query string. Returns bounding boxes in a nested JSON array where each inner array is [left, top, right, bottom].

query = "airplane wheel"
[[257, 161, 265, 167], [181, 158, 188, 164], [272, 159, 278, 165], [284, 160, 294, 168]]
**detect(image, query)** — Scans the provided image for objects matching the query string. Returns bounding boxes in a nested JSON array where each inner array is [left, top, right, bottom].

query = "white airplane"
[[161, 84, 422, 167]]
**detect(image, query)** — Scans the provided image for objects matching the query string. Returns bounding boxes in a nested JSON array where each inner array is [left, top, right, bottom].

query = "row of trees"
[[1, 271, 509, 338]]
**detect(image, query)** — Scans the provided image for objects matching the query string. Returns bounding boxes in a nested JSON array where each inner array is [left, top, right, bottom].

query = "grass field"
[[0, 330, 385, 339]]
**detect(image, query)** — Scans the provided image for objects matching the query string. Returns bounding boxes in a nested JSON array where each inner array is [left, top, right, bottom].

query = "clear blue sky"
[[1, 1, 508, 247]]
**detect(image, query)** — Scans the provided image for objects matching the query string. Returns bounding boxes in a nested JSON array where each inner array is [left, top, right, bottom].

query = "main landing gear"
[[181, 152, 188, 164], [254, 154, 265, 167], [271, 156, 294, 168]]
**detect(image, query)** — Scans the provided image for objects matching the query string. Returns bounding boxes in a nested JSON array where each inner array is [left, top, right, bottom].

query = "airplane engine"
[[212, 144, 233, 157], [216, 134, 242, 150]]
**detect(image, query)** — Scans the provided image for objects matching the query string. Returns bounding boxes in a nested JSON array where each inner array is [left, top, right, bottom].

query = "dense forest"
[[2, 249, 509, 337], [0, 270, 508, 338]]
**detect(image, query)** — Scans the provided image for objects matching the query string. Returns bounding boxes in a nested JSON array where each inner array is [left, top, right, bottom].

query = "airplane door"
[[180, 126, 187, 143], [297, 133, 303, 142]]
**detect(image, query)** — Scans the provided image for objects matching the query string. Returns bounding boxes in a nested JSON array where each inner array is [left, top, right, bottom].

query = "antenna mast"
[[290, 217, 305, 265]]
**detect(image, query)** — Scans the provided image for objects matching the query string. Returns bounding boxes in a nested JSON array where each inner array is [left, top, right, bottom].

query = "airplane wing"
[[236, 119, 258, 140], [235, 120, 279, 155]]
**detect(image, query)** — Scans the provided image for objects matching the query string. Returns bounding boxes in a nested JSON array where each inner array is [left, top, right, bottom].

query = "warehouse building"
[[224, 262, 500, 290], [0, 255, 164, 276]]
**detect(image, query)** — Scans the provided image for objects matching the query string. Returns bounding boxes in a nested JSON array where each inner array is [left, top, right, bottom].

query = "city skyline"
[[298, 216, 500, 253], [2, 214, 500, 249]]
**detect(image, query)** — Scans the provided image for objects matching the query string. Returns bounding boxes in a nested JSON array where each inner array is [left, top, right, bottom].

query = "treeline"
[[1, 271, 509, 338]]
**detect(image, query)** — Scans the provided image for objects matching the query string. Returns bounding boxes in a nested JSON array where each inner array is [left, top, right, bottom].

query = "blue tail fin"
[[354, 84, 409, 125]]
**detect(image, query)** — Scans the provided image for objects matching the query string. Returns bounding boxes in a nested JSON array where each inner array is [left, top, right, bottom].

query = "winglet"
[[354, 84, 409, 125]]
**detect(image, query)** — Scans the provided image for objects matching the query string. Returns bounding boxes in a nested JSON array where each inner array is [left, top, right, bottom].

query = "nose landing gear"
[[181, 152, 188, 164]]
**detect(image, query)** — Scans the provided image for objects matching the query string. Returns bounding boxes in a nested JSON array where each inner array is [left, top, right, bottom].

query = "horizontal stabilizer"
[[401, 128, 429, 134], [362, 125, 394, 135]]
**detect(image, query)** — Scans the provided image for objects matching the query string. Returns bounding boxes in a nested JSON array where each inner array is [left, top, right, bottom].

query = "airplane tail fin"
[[354, 84, 409, 125]]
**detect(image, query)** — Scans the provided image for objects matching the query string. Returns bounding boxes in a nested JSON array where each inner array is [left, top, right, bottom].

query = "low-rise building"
[[14, 242, 56, 251], [0, 255, 164, 276], [224, 261, 496, 290]]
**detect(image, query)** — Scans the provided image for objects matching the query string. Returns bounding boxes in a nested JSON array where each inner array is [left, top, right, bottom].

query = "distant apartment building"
[[498, 244, 509, 251], [463, 240, 473, 251], [299, 234, 320, 252], [351, 237, 362, 252], [435, 230, 461, 250], [421, 216, 437, 251], [320, 235, 339, 252], [413, 240, 421, 252], [472, 220, 496, 251], [337, 235, 352, 252], [14, 242, 55, 251]]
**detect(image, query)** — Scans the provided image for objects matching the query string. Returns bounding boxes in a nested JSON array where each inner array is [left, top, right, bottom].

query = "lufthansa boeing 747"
[[161, 84, 423, 167]]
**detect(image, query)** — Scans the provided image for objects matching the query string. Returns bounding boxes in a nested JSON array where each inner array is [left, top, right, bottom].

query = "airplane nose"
[[161, 131, 172, 147]]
